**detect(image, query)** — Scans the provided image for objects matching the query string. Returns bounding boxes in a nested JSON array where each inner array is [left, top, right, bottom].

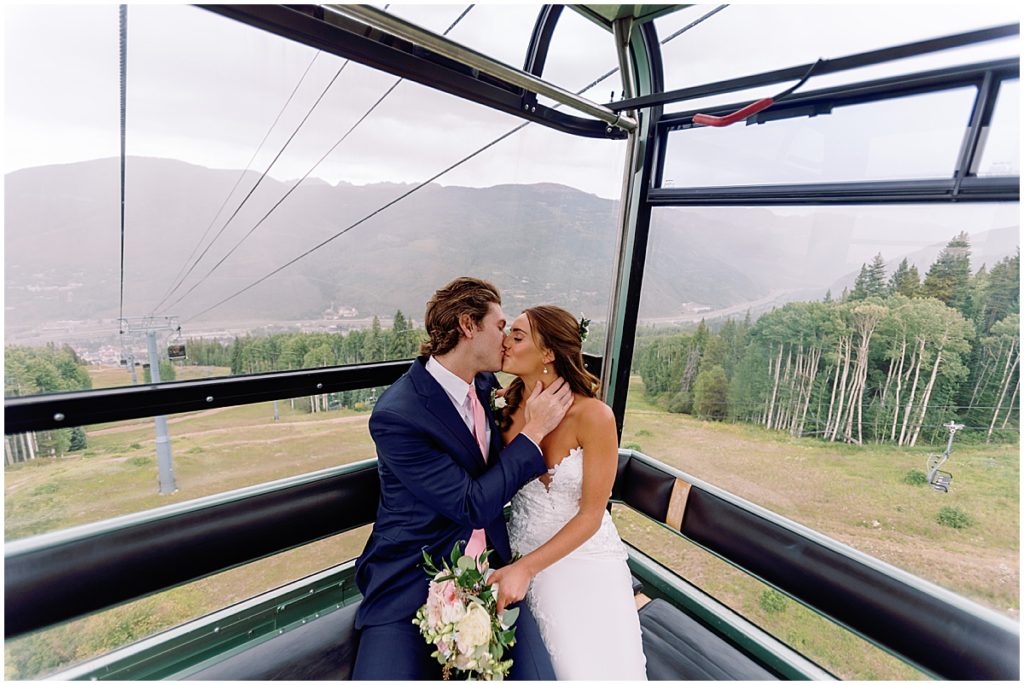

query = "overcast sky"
[[4, 2, 1020, 199]]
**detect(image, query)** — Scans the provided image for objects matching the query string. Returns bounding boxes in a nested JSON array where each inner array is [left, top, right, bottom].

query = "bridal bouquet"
[[412, 544, 519, 680]]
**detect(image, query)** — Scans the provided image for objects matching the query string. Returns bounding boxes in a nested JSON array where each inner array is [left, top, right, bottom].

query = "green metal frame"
[[53, 562, 362, 680]]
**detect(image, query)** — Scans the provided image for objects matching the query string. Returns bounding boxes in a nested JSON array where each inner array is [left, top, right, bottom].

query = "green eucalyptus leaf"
[[457, 555, 477, 572], [501, 606, 519, 626]]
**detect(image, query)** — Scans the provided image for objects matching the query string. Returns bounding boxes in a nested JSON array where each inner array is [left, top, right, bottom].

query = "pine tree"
[[389, 310, 417, 358], [982, 252, 1020, 334], [851, 253, 887, 301], [849, 265, 871, 301], [888, 258, 922, 297], [922, 232, 972, 313]]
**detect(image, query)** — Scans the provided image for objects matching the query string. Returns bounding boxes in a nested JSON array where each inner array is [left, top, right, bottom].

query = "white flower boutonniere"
[[489, 388, 507, 413]]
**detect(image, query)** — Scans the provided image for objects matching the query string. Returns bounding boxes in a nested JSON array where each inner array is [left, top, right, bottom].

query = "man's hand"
[[487, 561, 533, 614], [521, 378, 573, 445]]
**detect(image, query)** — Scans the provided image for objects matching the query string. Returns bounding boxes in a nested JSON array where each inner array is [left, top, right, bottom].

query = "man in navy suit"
[[353, 277, 571, 680]]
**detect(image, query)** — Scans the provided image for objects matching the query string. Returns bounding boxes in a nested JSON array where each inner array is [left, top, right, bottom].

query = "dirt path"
[[93, 412, 371, 442], [89, 406, 239, 435]]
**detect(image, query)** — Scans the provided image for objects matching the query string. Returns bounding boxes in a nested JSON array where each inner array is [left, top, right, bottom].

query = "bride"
[[487, 305, 647, 680]]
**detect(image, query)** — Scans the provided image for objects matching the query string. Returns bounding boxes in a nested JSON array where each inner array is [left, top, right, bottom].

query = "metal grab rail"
[[323, 4, 637, 132]]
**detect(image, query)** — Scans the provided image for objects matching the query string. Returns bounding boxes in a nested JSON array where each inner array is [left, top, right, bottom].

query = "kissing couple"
[[352, 277, 646, 680]]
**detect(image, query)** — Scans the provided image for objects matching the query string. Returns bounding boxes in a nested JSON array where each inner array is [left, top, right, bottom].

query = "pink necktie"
[[464, 388, 488, 560]]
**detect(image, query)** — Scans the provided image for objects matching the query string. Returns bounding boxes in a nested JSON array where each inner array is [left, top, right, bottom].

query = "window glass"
[[387, 3, 542, 70], [624, 203, 1020, 618], [656, 4, 1020, 107], [661, 88, 976, 187], [977, 79, 1020, 177], [3, 526, 371, 679], [613, 506, 927, 679], [4, 4, 625, 395], [535, 7, 623, 109], [4, 396, 381, 541]]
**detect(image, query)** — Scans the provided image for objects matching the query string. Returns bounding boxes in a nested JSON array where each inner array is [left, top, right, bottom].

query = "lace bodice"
[[508, 447, 627, 561]]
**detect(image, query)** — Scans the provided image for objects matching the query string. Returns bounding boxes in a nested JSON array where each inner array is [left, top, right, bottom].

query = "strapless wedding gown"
[[508, 447, 648, 680]]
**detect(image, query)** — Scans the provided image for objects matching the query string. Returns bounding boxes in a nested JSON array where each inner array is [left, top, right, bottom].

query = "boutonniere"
[[489, 388, 507, 413]]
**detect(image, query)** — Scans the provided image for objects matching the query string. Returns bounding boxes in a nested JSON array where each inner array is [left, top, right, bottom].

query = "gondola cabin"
[[4, 3, 1019, 680]]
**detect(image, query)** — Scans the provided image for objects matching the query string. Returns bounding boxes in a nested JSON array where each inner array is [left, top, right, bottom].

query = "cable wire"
[[152, 58, 351, 314], [180, 4, 723, 322], [150, 51, 321, 315], [170, 5, 474, 318], [118, 4, 127, 333]]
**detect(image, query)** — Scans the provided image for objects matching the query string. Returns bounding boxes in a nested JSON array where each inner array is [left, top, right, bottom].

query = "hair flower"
[[578, 314, 591, 343]]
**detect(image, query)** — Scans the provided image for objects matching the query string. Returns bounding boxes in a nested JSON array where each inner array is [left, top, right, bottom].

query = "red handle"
[[692, 97, 775, 127]]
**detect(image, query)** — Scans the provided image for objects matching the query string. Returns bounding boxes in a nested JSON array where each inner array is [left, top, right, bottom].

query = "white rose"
[[455, 602, 493, 653], [441, 596, 467, 625]]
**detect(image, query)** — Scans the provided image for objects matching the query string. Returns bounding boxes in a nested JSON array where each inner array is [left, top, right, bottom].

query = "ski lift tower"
[[927, 421, 965, 493], [119, 316, 180, 494]]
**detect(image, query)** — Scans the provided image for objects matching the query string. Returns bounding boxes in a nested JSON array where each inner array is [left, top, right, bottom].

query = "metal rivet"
[[53, 413, 65, 422], [206, 396, 214, 403], [213, 626, 220, 633], [316, 383, 323, 390]]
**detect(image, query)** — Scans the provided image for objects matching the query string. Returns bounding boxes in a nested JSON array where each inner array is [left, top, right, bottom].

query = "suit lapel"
[[411, 359, 484, 466]]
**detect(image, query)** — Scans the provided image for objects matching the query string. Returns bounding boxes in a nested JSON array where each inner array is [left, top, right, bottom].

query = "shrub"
[[902, 469, 928, 486], [129, 442, 143, 450], [31, 482, 60, 497], [635, 429, 653, 437], [128, 456, 152, 467], [937, 506, 973, 529], [622, 442, 643, 452], [694, 365, 729, 420], [186, 446, 204, 454], [759, 589, 787, 614], [666, 391, 692, 414], [69, 426, 88, 451]]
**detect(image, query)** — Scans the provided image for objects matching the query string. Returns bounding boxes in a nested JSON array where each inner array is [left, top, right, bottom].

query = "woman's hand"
[[486, 561, 533, 613]]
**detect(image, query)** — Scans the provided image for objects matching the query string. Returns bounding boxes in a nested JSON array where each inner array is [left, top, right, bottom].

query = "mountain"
[[5, 157, 1020, 340]]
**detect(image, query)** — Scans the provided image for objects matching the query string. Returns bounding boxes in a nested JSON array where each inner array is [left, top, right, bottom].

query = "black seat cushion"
[[184, 602, 360, 680], [639, 599, 778, 680]]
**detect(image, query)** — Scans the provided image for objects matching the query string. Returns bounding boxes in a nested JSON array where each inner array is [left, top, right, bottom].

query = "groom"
[[352, 277, 569, 680]]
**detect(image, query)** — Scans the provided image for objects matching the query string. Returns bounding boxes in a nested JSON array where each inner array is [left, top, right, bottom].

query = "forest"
[[5, 234, 1019, 462], [634, 234, 1019, 445]]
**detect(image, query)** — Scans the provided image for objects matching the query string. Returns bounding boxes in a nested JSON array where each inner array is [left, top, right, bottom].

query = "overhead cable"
[[152, 57, 351, 314], [171, 5, 474, 317], [150, 51, 321, 315], [181, 4, 723, 322], [118, 5, 127, 333]]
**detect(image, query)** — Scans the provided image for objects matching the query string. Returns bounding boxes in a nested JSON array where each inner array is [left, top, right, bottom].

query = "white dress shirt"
[[425, 357, 542, 455], [426, 356, 490, 447]]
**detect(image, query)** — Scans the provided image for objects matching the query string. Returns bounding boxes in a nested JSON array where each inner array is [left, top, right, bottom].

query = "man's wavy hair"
[[420, 277, 501, 357]]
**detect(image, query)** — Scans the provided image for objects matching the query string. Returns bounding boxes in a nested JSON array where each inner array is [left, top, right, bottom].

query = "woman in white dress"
[[487, 305, 647, 680]]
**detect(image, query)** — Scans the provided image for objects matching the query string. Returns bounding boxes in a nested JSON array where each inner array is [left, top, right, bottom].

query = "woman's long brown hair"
[[498, 305, 600, 432]]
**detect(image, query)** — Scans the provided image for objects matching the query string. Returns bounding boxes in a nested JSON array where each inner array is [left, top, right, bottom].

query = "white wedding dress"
[[508, 447, 648, 680]]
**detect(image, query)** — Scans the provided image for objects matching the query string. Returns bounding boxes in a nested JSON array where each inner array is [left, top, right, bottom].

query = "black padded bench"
[[185, 596, 774, 680], [638, 599, 777, 680]]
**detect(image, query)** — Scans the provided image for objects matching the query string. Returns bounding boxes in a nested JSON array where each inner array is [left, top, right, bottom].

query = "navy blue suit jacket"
[[354, 357, 547, 629]]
